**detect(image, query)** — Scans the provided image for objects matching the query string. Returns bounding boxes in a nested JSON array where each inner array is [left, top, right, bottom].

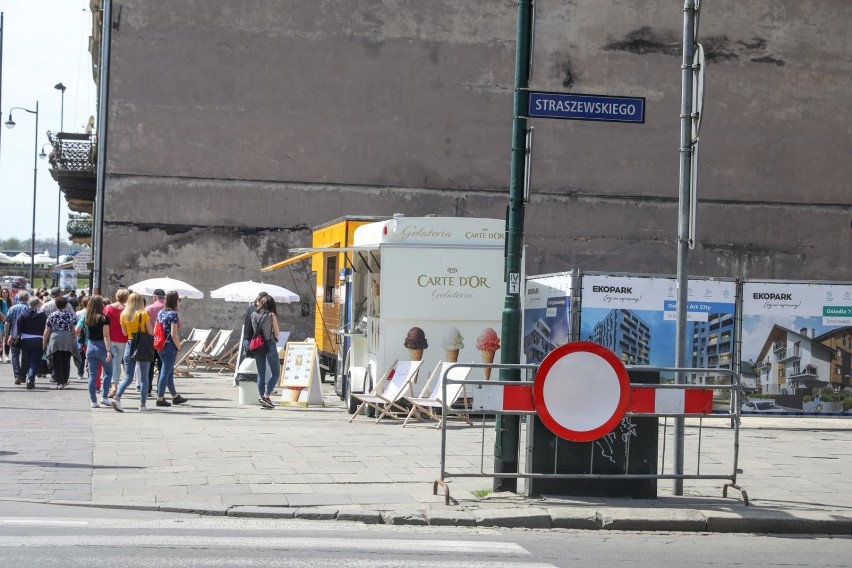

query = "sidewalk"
[[0, 362, 850, 534]]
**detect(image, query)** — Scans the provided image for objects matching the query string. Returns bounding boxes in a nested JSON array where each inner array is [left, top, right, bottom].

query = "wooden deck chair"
[[215, 344, 239, 375], [173, 340, 200, 377], [198, 330, 233, 369], [187, 329, 216, 369], [349, 359, 422, 423], [402, 362, 473, 428]]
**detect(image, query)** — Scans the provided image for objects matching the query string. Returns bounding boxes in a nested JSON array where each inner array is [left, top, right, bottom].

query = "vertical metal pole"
[[93, 0, 112, 293], [673, 0, 697, 496], [494, 0, 533, 493], [56, 88, 64, 268], [30, 101, 39, 287]]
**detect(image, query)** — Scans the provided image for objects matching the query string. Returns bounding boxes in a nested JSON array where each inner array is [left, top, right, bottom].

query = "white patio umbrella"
[[10, 252, 31, 264], [209, 280, 300, 304], [128, 276, 204, 299], [33, 253, 56, 265]]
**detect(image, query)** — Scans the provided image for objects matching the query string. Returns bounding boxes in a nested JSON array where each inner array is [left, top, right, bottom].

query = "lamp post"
[[5, 102, 40, 288], [54, 83, 66, 281]]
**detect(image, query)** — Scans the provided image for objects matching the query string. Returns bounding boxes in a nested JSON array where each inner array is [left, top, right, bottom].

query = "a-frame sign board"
[[278, 340, 324, 407]]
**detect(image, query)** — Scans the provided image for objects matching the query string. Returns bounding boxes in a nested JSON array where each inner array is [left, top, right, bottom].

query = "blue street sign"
[[528, 91, 645, 124]]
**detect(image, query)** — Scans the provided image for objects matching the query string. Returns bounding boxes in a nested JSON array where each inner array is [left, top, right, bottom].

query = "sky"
[[0, 0, 97, 243]]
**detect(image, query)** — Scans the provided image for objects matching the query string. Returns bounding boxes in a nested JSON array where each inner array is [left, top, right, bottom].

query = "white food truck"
[[339, 216, 506, 413]]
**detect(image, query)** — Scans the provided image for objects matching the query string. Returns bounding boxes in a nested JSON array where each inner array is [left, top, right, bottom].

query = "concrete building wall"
[[100, 1, 852, 332]]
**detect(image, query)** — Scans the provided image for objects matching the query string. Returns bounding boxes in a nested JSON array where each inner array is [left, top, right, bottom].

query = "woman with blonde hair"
[[111, 292, 154, 412]]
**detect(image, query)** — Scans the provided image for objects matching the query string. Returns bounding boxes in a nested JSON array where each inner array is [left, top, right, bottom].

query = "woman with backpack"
[[250, 295, 281, 409], [155, 291, 189, 408]]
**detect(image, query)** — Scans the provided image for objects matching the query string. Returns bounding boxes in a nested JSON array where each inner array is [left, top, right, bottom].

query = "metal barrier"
[[434, 362, 749, 505]]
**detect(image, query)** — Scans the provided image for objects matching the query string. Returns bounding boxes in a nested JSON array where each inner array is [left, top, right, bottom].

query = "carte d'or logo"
[[418, 266, 491, 289], [466, 228, 505, 240]]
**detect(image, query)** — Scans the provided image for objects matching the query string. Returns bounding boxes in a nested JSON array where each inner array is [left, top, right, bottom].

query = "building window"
[[324, 256, 337, 303]]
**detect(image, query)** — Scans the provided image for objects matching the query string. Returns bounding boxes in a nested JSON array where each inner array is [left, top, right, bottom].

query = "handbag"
[[153, 320, 167, 351], [247, 313, 269, 357], [130, 314, 156, 362]]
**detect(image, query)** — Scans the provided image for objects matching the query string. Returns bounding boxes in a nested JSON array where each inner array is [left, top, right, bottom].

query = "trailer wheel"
[[344, 371, 359, 414]]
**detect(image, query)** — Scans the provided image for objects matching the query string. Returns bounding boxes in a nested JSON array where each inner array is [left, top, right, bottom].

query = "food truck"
[[264, 215, 507, 413]]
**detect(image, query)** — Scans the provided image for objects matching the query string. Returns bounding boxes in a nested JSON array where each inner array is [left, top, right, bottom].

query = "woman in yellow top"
[[112, 292, 154, 412]]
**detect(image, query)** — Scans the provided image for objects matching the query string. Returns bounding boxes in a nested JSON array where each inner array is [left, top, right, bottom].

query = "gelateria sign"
[[380, 247, 505, 320]]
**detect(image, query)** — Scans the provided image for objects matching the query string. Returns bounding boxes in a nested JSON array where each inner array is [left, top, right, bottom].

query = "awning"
[[260, 242, 340, 272]]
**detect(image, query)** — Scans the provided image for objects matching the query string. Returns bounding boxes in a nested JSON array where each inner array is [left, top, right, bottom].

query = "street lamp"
[[5, 102, 40, 288], [53, 83, 67, 281]]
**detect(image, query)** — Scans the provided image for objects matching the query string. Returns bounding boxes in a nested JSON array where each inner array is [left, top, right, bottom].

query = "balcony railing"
[[789, 365, 818, 379], [67, 215, 93, 238], [772, 341, 786, 353], [46, 131, 95, 172]]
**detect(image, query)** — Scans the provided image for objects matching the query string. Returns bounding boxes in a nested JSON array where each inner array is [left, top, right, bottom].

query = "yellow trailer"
[[261, 216, 387, 385]]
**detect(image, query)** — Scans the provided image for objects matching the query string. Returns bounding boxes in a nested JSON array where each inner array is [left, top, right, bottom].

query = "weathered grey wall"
[[102, 0, 852, 330]]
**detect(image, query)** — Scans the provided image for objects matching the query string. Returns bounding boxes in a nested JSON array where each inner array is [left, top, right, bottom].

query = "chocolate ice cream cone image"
[[404, 327, 428, 362]]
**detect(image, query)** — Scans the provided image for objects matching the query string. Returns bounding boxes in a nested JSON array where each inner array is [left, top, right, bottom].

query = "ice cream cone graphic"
[[404, 327, 428, 362], [441, 327, 464, 364], [475, 328, 500, 380]]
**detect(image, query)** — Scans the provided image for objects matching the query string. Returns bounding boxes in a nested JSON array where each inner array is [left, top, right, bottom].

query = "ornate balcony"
[[67, 214, 93, 245], [45, 131, 96, 214]]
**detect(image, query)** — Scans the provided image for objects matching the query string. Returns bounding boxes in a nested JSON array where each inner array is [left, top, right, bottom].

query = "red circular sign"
[[533, 341, 630, 442]]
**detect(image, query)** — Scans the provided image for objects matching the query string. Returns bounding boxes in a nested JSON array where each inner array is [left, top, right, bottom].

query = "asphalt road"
[[0, 502, 849, 567]]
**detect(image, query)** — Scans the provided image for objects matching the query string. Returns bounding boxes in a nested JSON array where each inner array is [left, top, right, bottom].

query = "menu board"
[[278, 341, 324, 407]]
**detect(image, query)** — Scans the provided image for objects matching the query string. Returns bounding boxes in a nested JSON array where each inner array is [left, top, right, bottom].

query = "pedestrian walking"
[[15, 296, 47, 390], [0, 287, 11, 363], [145, 289, 166, 395], [42, 296, 80, 389], [103, 289, 129, 398], [74, 296, 89, 380], [112, 292, 154, 412], [83, 295, 114, 409], [249, 295, 281, 409], [5, 291, 30, 383], [155, 291, 189, 408]]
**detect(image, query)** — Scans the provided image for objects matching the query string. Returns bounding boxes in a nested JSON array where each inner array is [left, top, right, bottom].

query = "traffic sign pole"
[[495, 0, 533, 494]]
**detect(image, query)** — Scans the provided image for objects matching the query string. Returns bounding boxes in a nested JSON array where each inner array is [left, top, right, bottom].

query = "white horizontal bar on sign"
[[470, 383, 506, 412]]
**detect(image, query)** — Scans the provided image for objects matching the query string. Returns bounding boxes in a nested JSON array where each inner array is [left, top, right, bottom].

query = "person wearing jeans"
[[103, 289, 129, 398], [155, 291, 189, 408], [112, 292, 153, 412], [83, 295, 113, 408], [16, 296, 47, 390], [250, 295, 281, 408], [5, 291, 30, 383]]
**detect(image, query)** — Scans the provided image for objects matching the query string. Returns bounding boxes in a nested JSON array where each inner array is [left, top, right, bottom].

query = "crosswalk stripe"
[[0, 535, 529, 555]]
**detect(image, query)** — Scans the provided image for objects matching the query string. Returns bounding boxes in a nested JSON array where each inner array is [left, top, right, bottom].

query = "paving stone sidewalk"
[[1, 361, 850, 534]]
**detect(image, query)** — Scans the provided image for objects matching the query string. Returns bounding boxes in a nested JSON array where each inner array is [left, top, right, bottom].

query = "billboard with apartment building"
[[522, 273, 573, 365], [742, 281, 852, 413], [579, 274, 737, 383]]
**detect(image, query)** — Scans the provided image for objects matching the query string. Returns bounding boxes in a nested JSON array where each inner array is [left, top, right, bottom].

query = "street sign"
[[533, 341, 631, 442], [528, 91, 645, 124], [72, 252, 91, 274]]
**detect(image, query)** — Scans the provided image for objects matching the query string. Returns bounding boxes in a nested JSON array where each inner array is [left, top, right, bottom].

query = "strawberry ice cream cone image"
[[404, 327, 428, 361], [476, 327, 500, 380]]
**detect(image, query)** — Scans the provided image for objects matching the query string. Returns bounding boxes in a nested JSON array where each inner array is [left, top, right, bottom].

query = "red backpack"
[[153, 320, 166, 351]]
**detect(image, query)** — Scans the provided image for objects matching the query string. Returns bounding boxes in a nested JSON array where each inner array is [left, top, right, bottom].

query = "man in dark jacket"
[[16, 296, 47, 389]]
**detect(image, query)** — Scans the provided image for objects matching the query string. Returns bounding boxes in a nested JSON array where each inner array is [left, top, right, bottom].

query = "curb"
[[21, 498, 850, 535]]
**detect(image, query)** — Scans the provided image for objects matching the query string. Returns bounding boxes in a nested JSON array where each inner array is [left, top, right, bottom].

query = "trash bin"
[[236, 357, 258, 406], [527, 370, 659, 499]]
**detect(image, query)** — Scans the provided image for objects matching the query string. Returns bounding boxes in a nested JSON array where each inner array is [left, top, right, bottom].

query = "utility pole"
[[494, 0, 533, 493], [673, 0, 698, 496]]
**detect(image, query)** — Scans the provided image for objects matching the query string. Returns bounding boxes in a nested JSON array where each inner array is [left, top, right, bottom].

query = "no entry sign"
[[534, 341, 630, 442]]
